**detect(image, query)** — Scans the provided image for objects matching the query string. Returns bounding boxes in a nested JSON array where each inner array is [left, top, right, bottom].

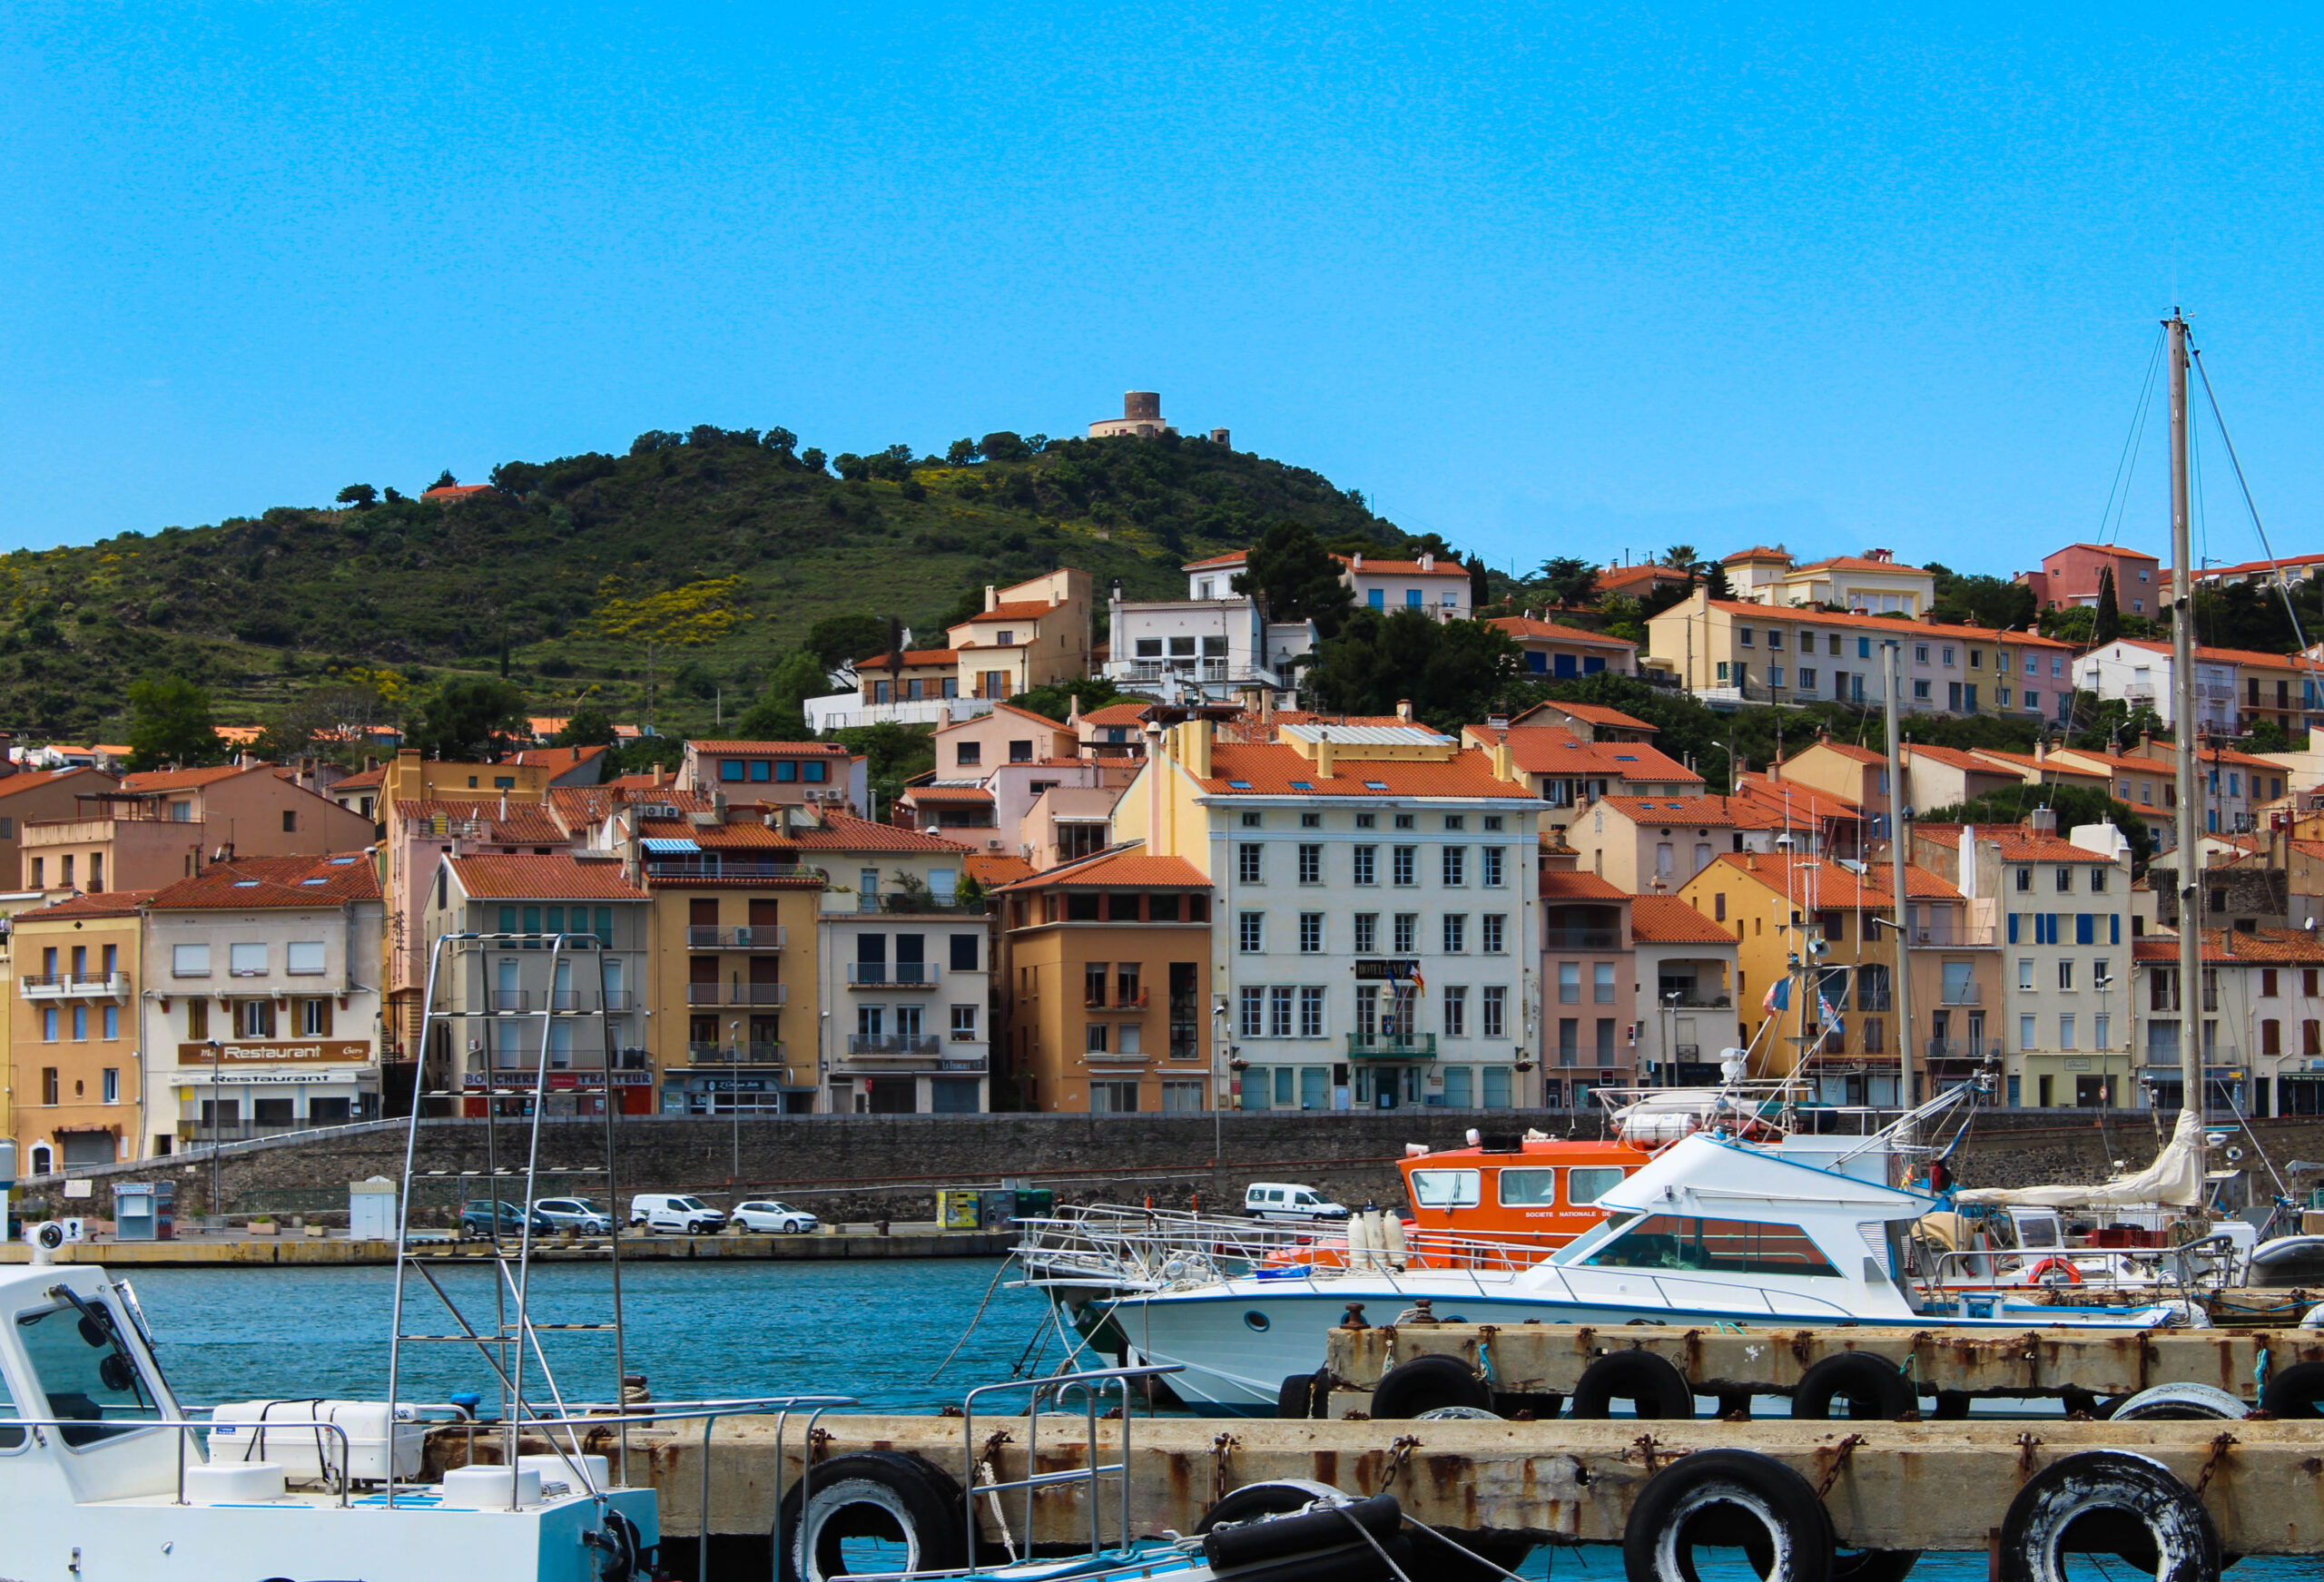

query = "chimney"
[[712, 788, 728, 819], [1488, 712, 1509, 731], [1747, 851, 1759, 870], [1260, 690, 1275, 722], [1186, 718, 1213, 780], [1066, 693, 1082, 728], [2027, 807, 2058, 836], [1420, 551, 1434, 573], [1492, 739, 1515, 784], [984, 585, 998, 613], [2138, 729, 2152, 757], [1315, 731, 1334, 780], [2034, 736, 2048, 763], [1352, 552, 1364, 572], [1395, 699, 1413, 722], [498, 792, 507, 822]]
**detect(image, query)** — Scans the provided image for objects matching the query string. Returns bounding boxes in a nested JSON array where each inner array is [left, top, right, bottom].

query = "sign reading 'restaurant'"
[[177, 1041, 371, 1066]]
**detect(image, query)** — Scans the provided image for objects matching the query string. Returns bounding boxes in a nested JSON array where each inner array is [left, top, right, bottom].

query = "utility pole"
[[2168, 310, 2205, 1123], [1883, 641, 1917, 1105]]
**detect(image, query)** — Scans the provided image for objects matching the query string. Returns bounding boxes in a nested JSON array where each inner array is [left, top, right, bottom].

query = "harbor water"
[[124, 1261, 2312, 1579]]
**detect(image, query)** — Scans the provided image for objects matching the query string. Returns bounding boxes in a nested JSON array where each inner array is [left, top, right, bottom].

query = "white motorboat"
[[1020, 1112, 2196, 1416]]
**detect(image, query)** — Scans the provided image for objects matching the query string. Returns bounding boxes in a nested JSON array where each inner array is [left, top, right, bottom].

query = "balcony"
[[855, 894, 987, 916], [684, 1041, 788, 1066], [847, 1033, 943, 1057], [1345, 1032, 1437, 1059], [1912, 924, 1997, 947], [686, 983, 789, 1007], [19, 973, 130, 1001], [1543, 929, 1620, 950], [1084, 989, 1149, 1011], [1662, 992, 1732, 1009], [488, 989, 529, 1012], [645, 858, 803, 883], [686, 926, 786, 949], [1925, 1039, 2006, 1063], [846, 964, 941, 989]]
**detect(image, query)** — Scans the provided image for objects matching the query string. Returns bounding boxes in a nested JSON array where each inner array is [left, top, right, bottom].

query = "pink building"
[[2014, 544, 2162, 615]]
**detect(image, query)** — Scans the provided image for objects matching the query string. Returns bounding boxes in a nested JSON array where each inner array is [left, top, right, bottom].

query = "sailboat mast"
[[1884, 639, 1916, 1106], [2168, 310, 2204, 1121]]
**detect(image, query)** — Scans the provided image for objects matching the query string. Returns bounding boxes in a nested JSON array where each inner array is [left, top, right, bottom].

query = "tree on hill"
[[406, 676, 527, 760], [1531, 556, 1600, 609], [1235, 521, 1355, 636], [126, 676, 224, 771], [1701, 561, 1735, 601], [1305, 611, 1520, 732], [1009, 677, 1122, 723], [2093, 566, 2122, 644], [805, 613, 891, 672], [1920, 782, 2154, 875], [551, 706, 617, 748], [1662, 544, 1699, 569], [1927, 564, 2036, 631], [731, 651, 827, 741], [335, 484, 378, 509], [825, 722, 936, 808]]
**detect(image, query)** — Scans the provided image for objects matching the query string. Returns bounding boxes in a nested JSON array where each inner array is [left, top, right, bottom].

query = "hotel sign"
[[178, 1041, 370, 1066], [1353, 959, 1421, 982]]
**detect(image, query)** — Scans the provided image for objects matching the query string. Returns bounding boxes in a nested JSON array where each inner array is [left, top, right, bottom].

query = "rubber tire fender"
[[1790, 1352, 1915, 1421], [1620, 1448, 1834, 1582], [2259, 1359, 2324, 1419], [2107, 1382, 2248, 1421], [774, 1450, 970, 1582], [1571, 1350, 1697, 1420], [1275, 1371, 1332, 1420], [1368, 1354, 1492, 1420], [1995, 1449, 2221, 1582], [1196, 1479, 1349, 1531], [1828, 1548, 1922, 1582]]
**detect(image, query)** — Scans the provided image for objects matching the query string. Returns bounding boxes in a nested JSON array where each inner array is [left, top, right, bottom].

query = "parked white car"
[[1243, 1182, 1350, 1223], [532, 1197, 614, 1234], [731, 1200, 820, 1233], [628, 1194, 727, 1234]]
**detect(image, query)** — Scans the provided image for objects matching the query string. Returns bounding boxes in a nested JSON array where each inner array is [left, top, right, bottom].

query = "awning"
[[642, 838, 701, 854]]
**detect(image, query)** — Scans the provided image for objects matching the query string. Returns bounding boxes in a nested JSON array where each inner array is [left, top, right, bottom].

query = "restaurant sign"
[[462, 1071, 653, 1089], [178, 1041, 371, 1066]]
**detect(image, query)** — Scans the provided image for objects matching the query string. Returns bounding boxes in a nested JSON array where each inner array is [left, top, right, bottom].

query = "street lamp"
[[2094, 972, 2115, 1110], [729, 1019, 743, 1182], [1661, 990, 1680, 1086], [206, 1037, 222, 1231]]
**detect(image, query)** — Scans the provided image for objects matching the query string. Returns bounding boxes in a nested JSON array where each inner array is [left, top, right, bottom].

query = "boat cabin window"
[[1567, 1167, 1626, 1206], [2014, 1214, 2062, 1250], [1410, 1170, 1480, 1209], [16, 1298, 162, 1446], [1581, 1214, 1839, 1279], [1497, 1169, 1558, 1207]]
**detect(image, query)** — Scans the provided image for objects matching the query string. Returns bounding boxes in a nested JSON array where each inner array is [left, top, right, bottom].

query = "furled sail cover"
[[1953, 1108, 2205, 1210]]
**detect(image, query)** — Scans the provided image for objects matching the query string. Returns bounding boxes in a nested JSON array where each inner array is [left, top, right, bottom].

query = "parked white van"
[[628, 1194, 726, 1234], [1243, 1183, 1349, 1222]]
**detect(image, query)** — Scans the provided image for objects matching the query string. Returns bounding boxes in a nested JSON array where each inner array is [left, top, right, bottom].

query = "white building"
[[1338, 552, 1473, 621], [140, 852, 389, 1148], [2074, 639, 2238, 735], [1102, 561, 1315, 704]]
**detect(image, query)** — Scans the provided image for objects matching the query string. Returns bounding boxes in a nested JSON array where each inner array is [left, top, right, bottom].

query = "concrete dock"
[[0, 1228, 1011, 1266]]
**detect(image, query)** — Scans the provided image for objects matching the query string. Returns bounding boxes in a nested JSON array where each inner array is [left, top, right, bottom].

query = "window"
[[1913, 681, 1930, 700], [1443, 914, 1466, 953], [230, 943, 267, 976], [40, 1066, 56, 1102], [172, 943, 212, 978], [1086, 1023, 1108, 1054], [2019, 958, 2034, 989], [2090, 866, 2108, 893], [1299, 987, 1325, 1038], [1394, 813, 1415, 830], [70, 1006, 86, 1041], [1299, 913, 1324, 953], [102, 1006, 117, 1040], [1411, 1170, 1481, 1207], [1585, 1214, 1837, 1277], [2055, 866, 2073, 893], [1238, 844, 1263, 883], [2020, 1013, 2036, 1048], [1237, 912, 1264, 952], [186, 999, 208, 1039], [2058, 959, 2073, 991], [1352, 846, 1376, 885], [2059, 1015, 2076, 1051], [1354, 913, 1378, 953], [1392, 846, 1416, 885], [286, 941, 325, 976], [1442, 847, 1466, 885], [1443, 987, 1468, 1037], [1298, 844, 1323, 884], [1240, 811, 1263, 829], [1239, 986, 1265, 1037], [1482, 847, 1505, 887], [1269, 987, 1294, 1037], [1300, 811, 1322, 829], [1482, 914, 1506, 953], [101, 1068, 118, 1104], [1559, 962, 1581, 1003], [1355, 812, 1376, 830], [1594, 962, 1616, 1004], [1482, 985, 1506, 1037], [1769, 666, 1785, 687], [1738, 627, 1755, 647], [298, 997, 330, 1037], [1393, 913, 1417, 953], [1768, 630, 1785, 651], [956, 742, 981, 766], [2264, 968, 2281, 997]]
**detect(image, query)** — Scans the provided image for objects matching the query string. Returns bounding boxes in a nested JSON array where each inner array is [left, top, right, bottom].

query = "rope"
[[1331, 1500, 1416, 1582], [929, 1258, 1013, 1381]]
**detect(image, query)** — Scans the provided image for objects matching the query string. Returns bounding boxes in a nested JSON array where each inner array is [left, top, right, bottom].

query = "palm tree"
[[1662, 544, 1699, 571]]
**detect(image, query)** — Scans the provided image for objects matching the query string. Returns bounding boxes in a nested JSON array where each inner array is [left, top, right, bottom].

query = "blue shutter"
[[595, 908, 614, 948], [2006, 913, 2019, 944], [2112, 915, 2122, 945], [2076, 913, 2094, 946]]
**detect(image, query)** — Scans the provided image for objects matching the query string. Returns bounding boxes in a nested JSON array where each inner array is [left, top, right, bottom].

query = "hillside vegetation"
[[5, 428, 1403, 741]]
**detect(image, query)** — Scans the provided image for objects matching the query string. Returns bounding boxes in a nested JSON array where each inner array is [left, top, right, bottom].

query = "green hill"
[[5, 427, 1415, 742]]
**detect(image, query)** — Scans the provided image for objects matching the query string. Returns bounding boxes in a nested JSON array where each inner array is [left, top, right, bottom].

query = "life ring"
[[1791, 1352, 1915, 1421], [774, 1451, 969, 1582], [2026, 1257, 2083, 1285], [1620, 1448, 1835, 1582], [1995, 1450, 2220, 1582], [1570, 1350, 1696, 1420], [1368, 1354, 1492, 1420]]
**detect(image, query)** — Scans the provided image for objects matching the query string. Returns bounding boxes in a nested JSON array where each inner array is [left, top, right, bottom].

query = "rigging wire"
[[2189, 344, 2324, 710], [2097, 326, 2168, 548]]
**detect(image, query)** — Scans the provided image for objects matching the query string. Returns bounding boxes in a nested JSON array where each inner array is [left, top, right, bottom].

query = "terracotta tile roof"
[[1540, 870, 1630, 899], [1732, 781, 1866, 825], [1699, 601, 2071, 646], [421, 483, 491, 500], [1956, 826, 2119, 862], [1630, 894, 1738, 945], [1195, 742, 1524, 800], [1905, 744, 2019, 773], [1180, 551, 1249, 571], [19, 889, 158, 921], [1485, 616, 1638, 649], [1967, 749, 2109, 779], [1079, 703, 1153, 728], [118, 764, 265, 792], [1703, 851, 1962, 904], [1792, 741, 1886, 766], [1333, 555, 1469, 577], [547, 784, 704, 827], [396, 799, 569, 844], [635, 817, 790, 849], [786, 814, 973, 854], [146, 853, 380, 909], [901, 785, 994, 803], [0, 767, 113, 801], [1792, 555, 1930, 575], [858, 648, 959, 667], [1217, 711, 1409, 743], [964, 852, 1039, 887], [935, 701, 1072, 735], [995, 848, 1211, 890], [1522, 701, 1656, 732], [2133, 929, 2324, 965], [1595, 794, 1785, 830], [688, 741, 856, 756], [505, 744, 608, 771], [2117, 637, 2313, 671], [2050, 747, 2162, 776], [448, 854, 646, 901], [1722, 545, 1793, 564], [330, 766, 386, 791], [2139, 739, 2287, 771], [1471, 726, 1702, 784], [961, 600, 1061, 622]]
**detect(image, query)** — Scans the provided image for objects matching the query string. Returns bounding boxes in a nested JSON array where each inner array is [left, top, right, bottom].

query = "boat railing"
[[0, 1411, 359, 1508], [1907, 1235, 2239, 1307], [1013, 1207, 1561, 1286]]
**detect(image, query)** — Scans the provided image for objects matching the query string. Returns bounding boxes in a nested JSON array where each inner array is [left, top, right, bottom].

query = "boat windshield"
[[1581, 1214, 1840, 1279], [15, 1297, 163, 1447], [1410, 1170, 1480, 1209]]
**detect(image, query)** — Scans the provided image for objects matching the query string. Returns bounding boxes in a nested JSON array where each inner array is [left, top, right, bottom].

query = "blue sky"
[[5, 4, 2319, 579]]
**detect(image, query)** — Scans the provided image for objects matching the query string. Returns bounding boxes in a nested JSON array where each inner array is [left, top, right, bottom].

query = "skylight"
[[231, 880, 260, 888], [1289, 781, 1315, 791], [300, 877, 329, 886], [1227, 780, 1253, 790], [1614, 754, 1639, 762], [1364, 781, 1390, 791]]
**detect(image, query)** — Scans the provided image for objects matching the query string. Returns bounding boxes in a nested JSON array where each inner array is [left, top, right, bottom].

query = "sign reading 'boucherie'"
[[177, 1041, 371, 1066]]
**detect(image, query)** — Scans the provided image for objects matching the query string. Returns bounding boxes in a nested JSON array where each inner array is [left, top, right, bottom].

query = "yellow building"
[[11, 891, 151, 1174], [946, 569, 1094, 702]]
